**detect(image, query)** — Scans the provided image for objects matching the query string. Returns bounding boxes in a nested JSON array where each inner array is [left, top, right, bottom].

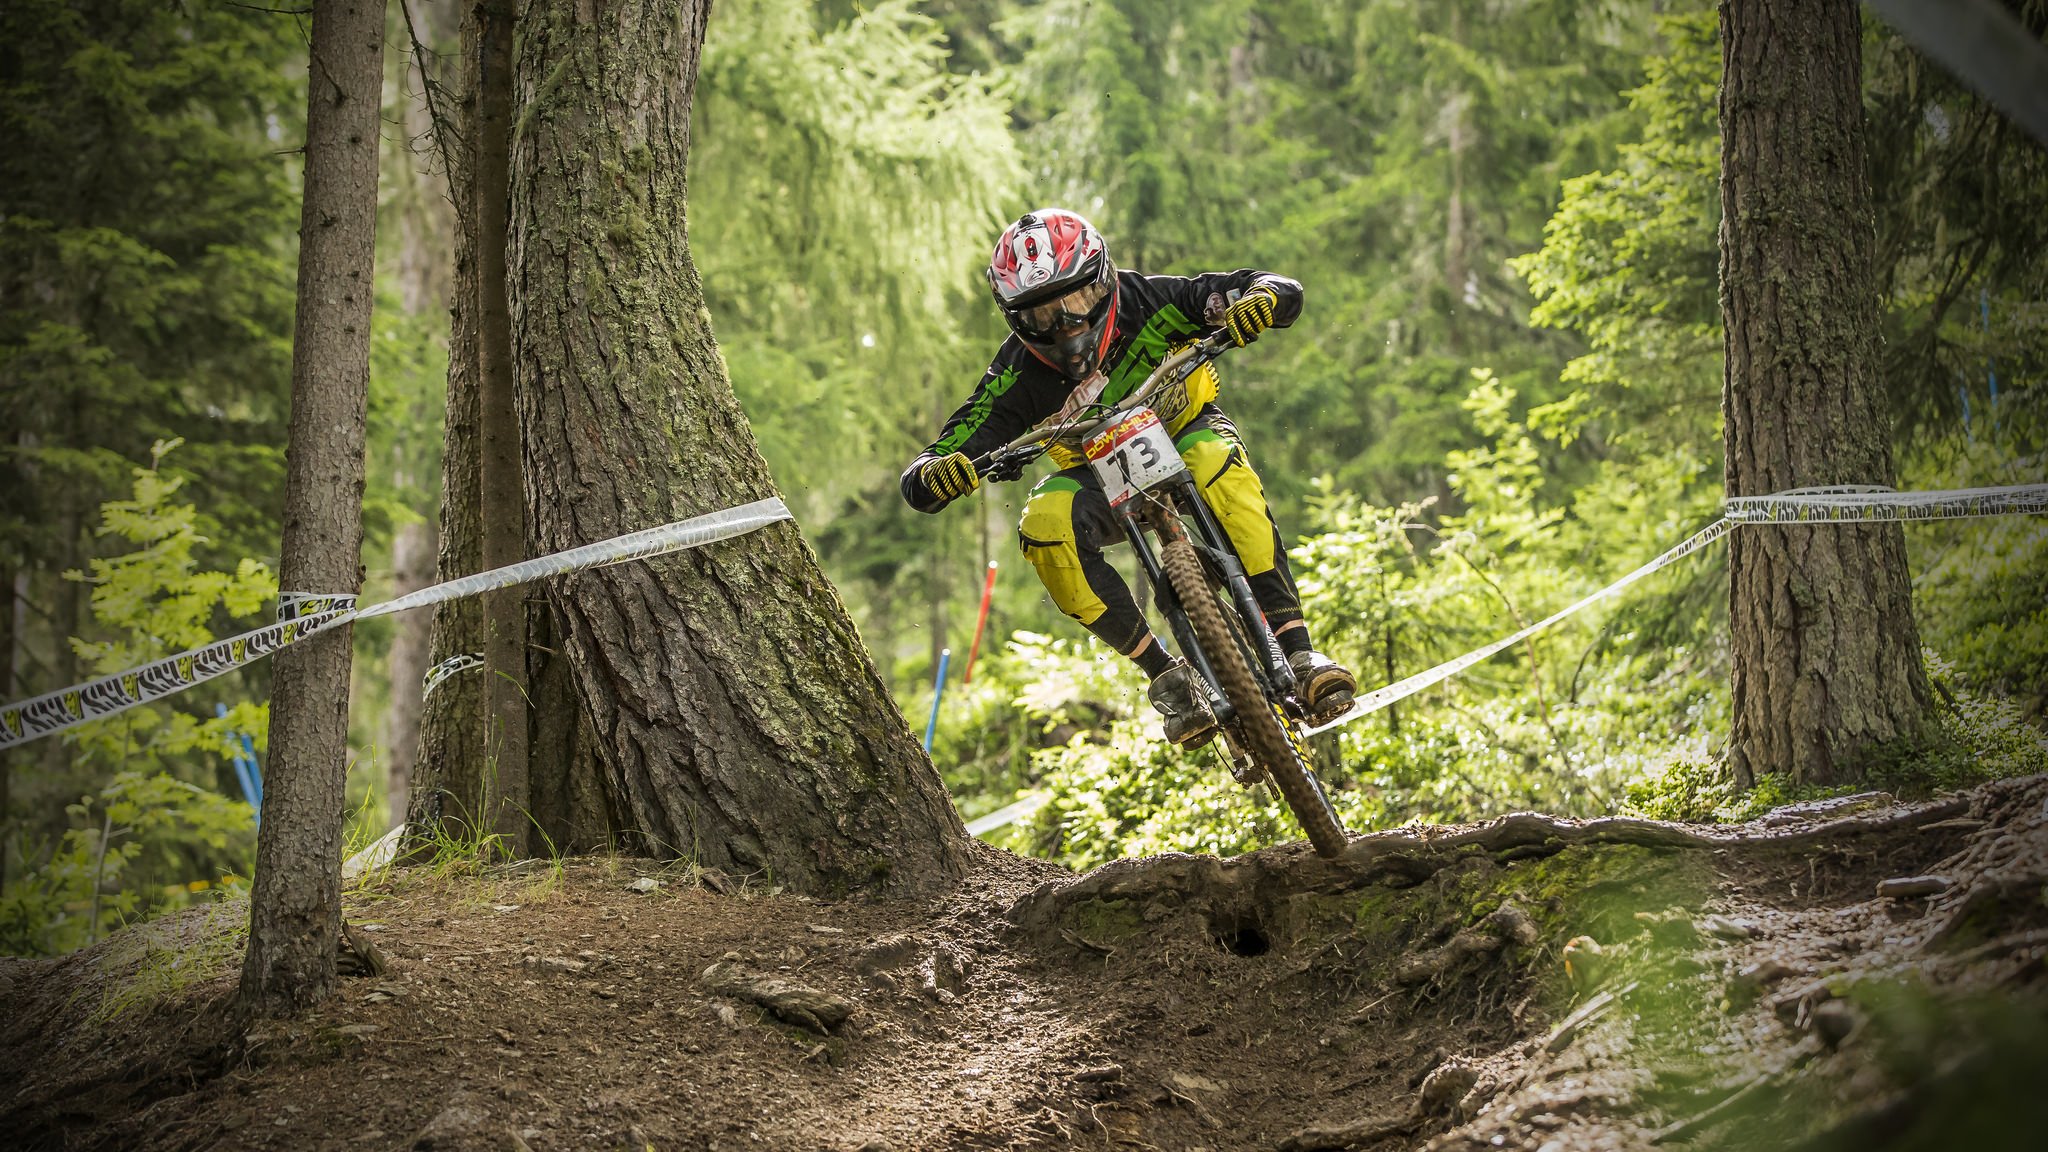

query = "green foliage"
[[1623, 655, 2048, 823], [85, 896, 248, 1025], [1, 445, 263, 955], [0, 0, 301, 582], [1908, 445, 2048, 710], [0, 769, 251, 957], [688, 0, 1039, 679], [1, 0, 300, 903], [694, 0, 1020, 520], [1003, 0, 1665, 512], [1509, 8, 1721, 453], [61, 442, 276, 774]]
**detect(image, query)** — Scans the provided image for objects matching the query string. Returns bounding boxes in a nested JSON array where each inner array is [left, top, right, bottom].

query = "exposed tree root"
[[1006, 795, 1970, 934]]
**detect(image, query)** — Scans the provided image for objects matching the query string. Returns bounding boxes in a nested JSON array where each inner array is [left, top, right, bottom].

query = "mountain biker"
[[900, 208, 1357, 748]]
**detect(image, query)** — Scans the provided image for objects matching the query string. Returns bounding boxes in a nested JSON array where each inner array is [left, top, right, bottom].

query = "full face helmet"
[[987, 209, 1117, 380]]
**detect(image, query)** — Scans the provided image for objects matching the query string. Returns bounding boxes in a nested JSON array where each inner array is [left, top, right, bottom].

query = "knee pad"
[[1018, 478, 1109, 626], [1177, 429, 1279, 575]]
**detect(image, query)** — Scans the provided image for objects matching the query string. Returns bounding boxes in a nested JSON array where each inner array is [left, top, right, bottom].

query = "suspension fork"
[[1119, 506, 1236, 726], [1167, 474, 1297, 695]]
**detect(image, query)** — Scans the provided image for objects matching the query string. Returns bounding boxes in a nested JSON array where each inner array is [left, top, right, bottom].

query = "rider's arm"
[[900, 348, 1049, 513], [1161, 269, 1304, 334]]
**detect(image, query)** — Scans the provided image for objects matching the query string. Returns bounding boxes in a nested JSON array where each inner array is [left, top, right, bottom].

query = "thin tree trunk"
[[1718, 0, 1931, 788], [381, 518, 434, 825], [378, 3, 454, 831], [509, 0, 968, 896], [474, 0, 529, 856], [240, 0, 383, 1017], [407, 2, 487, 846]]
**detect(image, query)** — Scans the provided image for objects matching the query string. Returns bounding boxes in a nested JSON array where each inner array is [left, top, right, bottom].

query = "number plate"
[[1083, 407, 1185, 507]]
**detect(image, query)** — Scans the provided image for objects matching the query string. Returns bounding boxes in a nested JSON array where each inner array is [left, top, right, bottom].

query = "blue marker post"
[[215, 703, 264, 824], [923, 648, 951, 753]]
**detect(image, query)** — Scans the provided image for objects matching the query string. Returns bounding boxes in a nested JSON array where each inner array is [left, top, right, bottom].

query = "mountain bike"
[[974, 331, 1349, 858]]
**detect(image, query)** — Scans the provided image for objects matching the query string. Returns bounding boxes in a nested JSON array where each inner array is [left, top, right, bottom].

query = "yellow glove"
[[1222, 285, 1280, 347], [918, 451, 980, 503]]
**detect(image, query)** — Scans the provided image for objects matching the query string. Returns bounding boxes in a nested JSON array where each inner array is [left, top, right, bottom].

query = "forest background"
[[1, 0, 2042, 954]]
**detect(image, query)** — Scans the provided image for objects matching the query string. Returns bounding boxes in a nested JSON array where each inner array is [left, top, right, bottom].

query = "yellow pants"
[[1016, 410, 1301, 653]]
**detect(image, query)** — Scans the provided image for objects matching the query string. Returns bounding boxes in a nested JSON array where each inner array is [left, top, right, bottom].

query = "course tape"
[[1301, 482, 2048, 738], [277, 592, 359, 623], [0, 498, 792, 750], [420, 654, 484, 701], [1724, 483, 2048, 524]]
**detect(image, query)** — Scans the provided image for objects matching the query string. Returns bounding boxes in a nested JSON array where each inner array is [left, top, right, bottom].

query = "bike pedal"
[[1304, 690, 1355, 728]]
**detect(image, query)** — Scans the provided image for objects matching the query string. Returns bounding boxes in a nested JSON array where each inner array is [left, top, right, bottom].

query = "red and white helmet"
[[987, 208, 1117, 380]]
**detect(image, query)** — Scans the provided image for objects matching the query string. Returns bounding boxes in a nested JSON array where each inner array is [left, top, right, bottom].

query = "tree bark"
[[407, 1, 487, 845], [474, 0, 529, 855], [527, 599, 614, 854], [380, 517, 434, 826], [1718, 0, 1931, 789], [508, 0, 969, 896], [239, 0, 383, 1017], [380, 9, 455, 830]]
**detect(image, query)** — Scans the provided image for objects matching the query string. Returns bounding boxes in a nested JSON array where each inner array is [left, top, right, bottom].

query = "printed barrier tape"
[[0, 498, 792, 750], [420, 654, 484, 701], [1301, 483, 2048, 738]]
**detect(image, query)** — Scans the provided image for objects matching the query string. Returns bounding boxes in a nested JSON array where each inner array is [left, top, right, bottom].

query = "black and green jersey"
[[901, 268, 1303, 513]]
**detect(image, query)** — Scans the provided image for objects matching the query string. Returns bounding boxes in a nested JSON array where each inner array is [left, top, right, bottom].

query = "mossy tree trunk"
[[508, 0, 968, 895], [1718, 0, 1932, 788]]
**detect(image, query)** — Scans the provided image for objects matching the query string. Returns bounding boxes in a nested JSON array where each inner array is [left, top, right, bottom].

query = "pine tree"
[[1718, 0, 1932, 787], [239, 0, 384, 1016], [508, 0, 969, 895]]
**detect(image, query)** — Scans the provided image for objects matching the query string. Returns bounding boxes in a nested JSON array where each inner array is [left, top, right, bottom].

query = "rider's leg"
[[1175, 410, 1356, 713], [1018, 470, 1156, 663], [1019, 469, 1217, 745], [1173, 412, 1304, 629]]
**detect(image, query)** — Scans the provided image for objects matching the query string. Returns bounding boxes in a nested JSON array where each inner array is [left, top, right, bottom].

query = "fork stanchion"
[[923, 648, 951, 753], [963, 562, 998, 684]]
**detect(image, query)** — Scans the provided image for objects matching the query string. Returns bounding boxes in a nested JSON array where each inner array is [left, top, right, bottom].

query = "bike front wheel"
[[1158, 529, 1348, 858]]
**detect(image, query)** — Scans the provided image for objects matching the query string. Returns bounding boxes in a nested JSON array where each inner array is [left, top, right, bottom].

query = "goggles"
[[1008, 277, 1112, 339]]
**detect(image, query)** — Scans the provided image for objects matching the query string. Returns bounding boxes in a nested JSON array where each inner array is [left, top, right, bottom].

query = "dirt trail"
[[3, 777, 2045, 1152]]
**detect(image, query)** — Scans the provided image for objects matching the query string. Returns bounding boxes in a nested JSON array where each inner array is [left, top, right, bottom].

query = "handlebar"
[[972, 328, 1237, 478]]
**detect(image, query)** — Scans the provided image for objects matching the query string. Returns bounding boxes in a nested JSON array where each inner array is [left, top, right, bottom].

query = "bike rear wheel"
[[1158, 530, 1348, 858]]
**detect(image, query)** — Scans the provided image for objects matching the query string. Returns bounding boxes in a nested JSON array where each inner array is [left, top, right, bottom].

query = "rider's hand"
[[918, 451, 980, 503], [984, 451, 1030, 484], [1222, 285, 1280, 347]]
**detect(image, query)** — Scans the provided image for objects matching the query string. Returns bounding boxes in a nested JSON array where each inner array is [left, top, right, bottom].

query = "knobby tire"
[[1158, 532, 1348, 858]]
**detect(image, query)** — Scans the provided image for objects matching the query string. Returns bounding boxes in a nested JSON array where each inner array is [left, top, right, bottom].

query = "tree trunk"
[[380, 517, 434, 826], [527, 599, 614, 854], [1718, 0, 1931, 789], [240, 0, 383, 1017], [407, 2, 487, 845], [508, 0, 969, 896], [380, 4, 455, 832], [474, 0, 529, 855]]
